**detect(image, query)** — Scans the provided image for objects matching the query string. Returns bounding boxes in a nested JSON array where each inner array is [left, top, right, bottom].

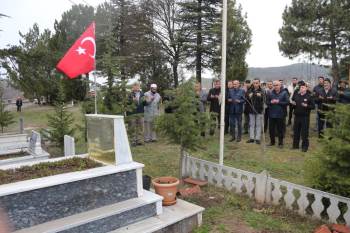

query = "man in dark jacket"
[[264, 81, 273, 132], [227, 80, 245, 142], [316, 78, 337, 138], [128, 82, 144, 146], [207, 79, 221, 135], [246, 79, 265, 144], [16, 97, 23, 112], [267, 81, 289, 148], [337, 80, 350, 104], [291, 81, 315, 152], [313, 76, 325, 130], [243, 80, 251, 134]]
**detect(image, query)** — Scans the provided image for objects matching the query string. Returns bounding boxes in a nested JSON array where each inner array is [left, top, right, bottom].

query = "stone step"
[[109, 199, 205, 233], [14, 190, 163, 233]]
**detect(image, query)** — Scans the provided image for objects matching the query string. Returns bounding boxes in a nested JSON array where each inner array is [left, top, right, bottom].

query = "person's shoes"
[[151, 139, 157, 143], [267, 143, 275, 146], [246, 139, 254, 143], [236, 138, 241, 142], [278, 144, 284, 149], [136, 141, 144, 146], [229, 137, 236, 142], [144, 140, 151, 143], [301, 148, 308, 152], [291, 146, 299, 150], [255, 140, 261, 145]]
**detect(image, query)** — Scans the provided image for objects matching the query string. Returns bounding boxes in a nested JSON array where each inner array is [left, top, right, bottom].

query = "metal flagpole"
[[219, 0, 228, 166]]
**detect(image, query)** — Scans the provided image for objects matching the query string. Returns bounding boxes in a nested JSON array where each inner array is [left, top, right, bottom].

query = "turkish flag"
[[56, 22, 95, 79]]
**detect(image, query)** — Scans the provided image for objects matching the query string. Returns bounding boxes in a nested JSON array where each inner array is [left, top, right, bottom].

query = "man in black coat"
[[16, 97, 23, 112], [291, 81, 315, 152], [316, 78, 337, 138], [207, 79, 221, 135], [127, 82, 145, 146]]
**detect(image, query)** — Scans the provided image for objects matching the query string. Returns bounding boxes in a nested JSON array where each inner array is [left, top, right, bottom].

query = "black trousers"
[[269, 118, 284, 145], [318, 112, 332, 137], [293, 115, 310, 150], [244, 112, 249, 133], [210, 111, 220, 135], [264, 108, 269, 132], [288, 104, 295, 124], [225, 112, 230, 134]]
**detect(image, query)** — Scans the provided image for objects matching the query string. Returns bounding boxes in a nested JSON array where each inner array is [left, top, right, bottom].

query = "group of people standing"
[[127, 76, 350, 152], [205, 77, 350, 152]]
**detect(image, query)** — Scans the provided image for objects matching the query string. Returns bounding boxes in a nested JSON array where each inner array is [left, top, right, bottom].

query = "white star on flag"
[[75, 46, 86, 55]]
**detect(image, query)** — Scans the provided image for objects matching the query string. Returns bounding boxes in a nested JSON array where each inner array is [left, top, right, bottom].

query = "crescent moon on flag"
[[81, 37, 96, 58]]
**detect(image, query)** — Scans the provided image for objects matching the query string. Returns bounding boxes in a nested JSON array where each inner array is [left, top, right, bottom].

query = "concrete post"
[[19, 118, 24, 134], [64, 135, 75, 157], [255, 170, 269, 204]]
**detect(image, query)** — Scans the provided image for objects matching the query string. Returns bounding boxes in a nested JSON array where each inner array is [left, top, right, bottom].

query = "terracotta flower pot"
[[152, 176, 180, 206]]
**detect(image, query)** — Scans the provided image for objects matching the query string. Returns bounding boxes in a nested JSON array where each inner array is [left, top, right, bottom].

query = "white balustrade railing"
[[182, 155, 350, 226]]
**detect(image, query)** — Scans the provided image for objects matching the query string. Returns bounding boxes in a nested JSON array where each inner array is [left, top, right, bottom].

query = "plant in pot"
[[155, 79, 211, 205]]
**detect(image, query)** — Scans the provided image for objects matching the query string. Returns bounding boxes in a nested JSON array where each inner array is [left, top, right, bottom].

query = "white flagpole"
[[94, 72, 97, 114], [219, 0, 228, 166]]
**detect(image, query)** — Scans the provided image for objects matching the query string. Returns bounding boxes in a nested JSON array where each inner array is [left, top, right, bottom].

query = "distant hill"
[[201, 63, 332, 89], [247, 63, 331, 85]]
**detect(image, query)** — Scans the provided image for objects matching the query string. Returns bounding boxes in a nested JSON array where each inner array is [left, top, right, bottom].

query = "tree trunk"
[[329, 2, 339, 83], [173, 58, 179, 87], [196, 0, 202, 84]]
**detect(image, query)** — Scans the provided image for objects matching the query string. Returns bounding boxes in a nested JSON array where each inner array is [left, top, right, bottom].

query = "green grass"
[[3, 105, 324, 232]]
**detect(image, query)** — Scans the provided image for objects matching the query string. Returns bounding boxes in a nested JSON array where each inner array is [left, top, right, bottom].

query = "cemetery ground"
[[6, 104, 322, 232]]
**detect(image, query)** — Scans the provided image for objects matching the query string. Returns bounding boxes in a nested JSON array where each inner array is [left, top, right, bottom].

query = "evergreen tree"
[[156, 79, 211, 178], [305, 104, 350, 197], [46, 82, 75, 150], [1, 24, 60, 103], [279, 0, 350, 83], [179, 0, 221, 83], [0, 92, 14, 133], [213, 0, 252, 81], [55, 4, 95, 101]]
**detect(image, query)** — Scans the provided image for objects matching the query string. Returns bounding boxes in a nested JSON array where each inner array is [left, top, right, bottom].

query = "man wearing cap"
[[144, 84, 161, 142], [291, 81, 315, 152], [337, 80, 350, 104]]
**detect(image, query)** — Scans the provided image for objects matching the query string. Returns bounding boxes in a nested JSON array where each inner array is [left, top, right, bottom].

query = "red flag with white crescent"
[[56, 22, 95, 79]]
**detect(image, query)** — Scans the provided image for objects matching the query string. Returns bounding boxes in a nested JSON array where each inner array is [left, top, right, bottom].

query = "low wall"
[[0, 162, 144, 230], [182, 155, 350, 226], [0, 134, 28, 155]]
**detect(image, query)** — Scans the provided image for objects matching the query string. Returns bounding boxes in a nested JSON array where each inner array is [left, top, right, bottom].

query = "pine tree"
[[46, 82, 75, 150], [213, 0, 252, 81], [0, 93, 14, 133], [279, 0, 350, 83], [179, 0, 221, 83], [305, 104, 350, 197], [156, 79, 211, 178]]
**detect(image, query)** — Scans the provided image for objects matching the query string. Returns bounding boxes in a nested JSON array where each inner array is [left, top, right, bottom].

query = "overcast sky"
[[0, 0, 298, 68]]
